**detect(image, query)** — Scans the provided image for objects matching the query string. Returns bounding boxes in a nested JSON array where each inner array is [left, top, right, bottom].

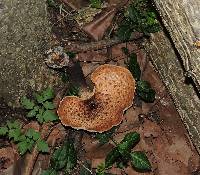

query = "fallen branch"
[[64, 33, 143, 53]]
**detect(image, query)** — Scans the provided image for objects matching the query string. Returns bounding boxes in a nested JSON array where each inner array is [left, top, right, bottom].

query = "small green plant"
[[0, 88, 58, 156], [136, 80, 156, 103], [42, 140, 77, 175], [117, 0, 160, 41], [90, 0, 102, 9], [96, 132, 151, 174], [20, 87, 58, 123], [66, 84, 80, 96], [123, 48, 156, 103], [95, 126, 118, 145], [0, 121, 48, 155]]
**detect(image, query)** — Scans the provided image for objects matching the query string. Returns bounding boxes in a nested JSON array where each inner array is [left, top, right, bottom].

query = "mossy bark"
[[0, 0, 60, 106]]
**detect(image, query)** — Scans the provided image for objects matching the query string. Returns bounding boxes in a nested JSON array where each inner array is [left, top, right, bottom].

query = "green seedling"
[[0, 121, 48, 155], [97, 132, 151, 174], [117, 0, 160, 41], [20, 87, 58, 123], [95, 126, 117, 145], [42, 140, 77, 175], [123, 48, 156, 103]]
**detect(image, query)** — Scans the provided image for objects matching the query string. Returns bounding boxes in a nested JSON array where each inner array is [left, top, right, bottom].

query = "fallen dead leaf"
[[0, 147, 17, 171], [83, 6, 117, 41], [23, 121, 40, 132], [47, 124, 66, 145]]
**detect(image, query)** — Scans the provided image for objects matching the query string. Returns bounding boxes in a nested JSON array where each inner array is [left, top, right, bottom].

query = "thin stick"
[[64, 33, 143, 53]]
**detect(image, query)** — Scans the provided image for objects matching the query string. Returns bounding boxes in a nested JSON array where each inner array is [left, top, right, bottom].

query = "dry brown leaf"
[[0, 147, 17, 171], [83, 6, 117, 41], [47, 124, 66, 145], [23, 121, 40, 132]]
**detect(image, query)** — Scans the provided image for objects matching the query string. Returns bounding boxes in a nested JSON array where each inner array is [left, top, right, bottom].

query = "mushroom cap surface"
[[57, 64, 135, 132]]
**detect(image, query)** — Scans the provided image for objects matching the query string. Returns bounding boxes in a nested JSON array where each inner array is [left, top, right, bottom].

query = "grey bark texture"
[[144, 32, 200, 153], [0, 0, 60, 106], [152, 0, 200, 91]]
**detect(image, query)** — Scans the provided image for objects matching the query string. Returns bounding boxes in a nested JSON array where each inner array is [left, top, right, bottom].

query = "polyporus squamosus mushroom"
[[57, 64, 136, 132]]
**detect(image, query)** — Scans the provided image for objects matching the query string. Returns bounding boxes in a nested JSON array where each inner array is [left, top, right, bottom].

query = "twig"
[[64, 33, 143, 53]]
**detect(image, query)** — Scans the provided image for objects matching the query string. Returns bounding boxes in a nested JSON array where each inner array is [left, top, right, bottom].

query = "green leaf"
[[51, 145, 68, 170], [26, 138, 35, 151], [95, 126, 117, 144], [64, 141, 77, 173], [35, 88, 54, 104], [17, 135, 26, 142], [96, 163, 106, 175], [41, 168, 57, 175], [42, 110, 58, 122], [43, 101, 55, 110], [0, 126, 8, 136], [61, 72, 69, 83], [105, 148, 120, 168], [17, 140, 29, 155], [26, 128, 40, 141], [130, 151, 151, 171], [37, 139, 49, 153], [90, 0, 102, 8], [36, 107, 45, 123], [127, 53, 141, 81], [8, 128, 21, 142], [7, 120, 21, 130], [136, 80, 156, 102], [105, 132, 140, 168], [117, 132, 140, 156], [117, 0, 160, 40], [51, 141, 77, 172], [34, 93, 44, 104], [66, 85, 80, 96], [27, 106, 39, 118], [116, 161, 127, 169], [117, 23, 132, 41], [41, 87, 54, 101], [20, 96, 35, 110]]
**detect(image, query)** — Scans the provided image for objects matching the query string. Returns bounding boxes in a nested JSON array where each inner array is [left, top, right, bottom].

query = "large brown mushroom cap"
[[57, 64, 135, 132]]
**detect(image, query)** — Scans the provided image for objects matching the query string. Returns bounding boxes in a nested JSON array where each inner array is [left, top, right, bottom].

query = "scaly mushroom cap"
[[57, 64, 136, 132]]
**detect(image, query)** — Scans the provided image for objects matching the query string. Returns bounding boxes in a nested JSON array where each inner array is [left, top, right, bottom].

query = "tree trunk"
[[152, 0, 200, 91], [144, 31, 200, 153], [0, 0, 61, 107]]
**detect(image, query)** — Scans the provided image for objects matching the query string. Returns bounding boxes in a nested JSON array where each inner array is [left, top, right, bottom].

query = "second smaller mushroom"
[[57, 64, 136, 132]]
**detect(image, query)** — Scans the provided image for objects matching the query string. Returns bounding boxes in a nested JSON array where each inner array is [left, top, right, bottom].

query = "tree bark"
[[144, 31, 200, 153], [0, 0, 61, 107], [152, 0, 200, 91]]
